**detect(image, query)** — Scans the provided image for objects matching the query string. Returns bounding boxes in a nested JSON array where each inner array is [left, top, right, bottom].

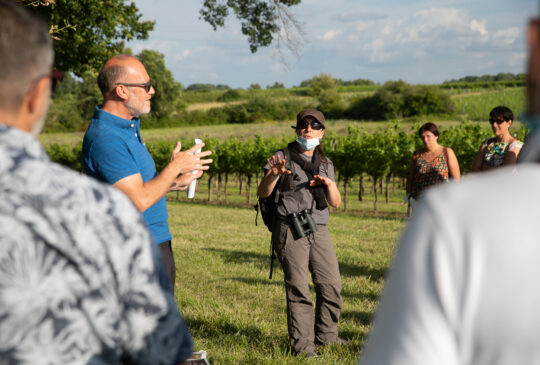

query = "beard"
[[126, 98, 151, 118]]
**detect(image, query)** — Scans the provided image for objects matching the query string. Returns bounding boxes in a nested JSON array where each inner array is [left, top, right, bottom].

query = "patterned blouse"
[[410, 149, 449, 199], [0, 125, 192, 364], [481, 138, 523, 169]]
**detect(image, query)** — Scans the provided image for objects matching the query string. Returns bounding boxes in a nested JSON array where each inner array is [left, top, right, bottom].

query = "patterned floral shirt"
[[410, 150, 449, 199], [0, 125, 192, 364], [482, 138, 524, 169]]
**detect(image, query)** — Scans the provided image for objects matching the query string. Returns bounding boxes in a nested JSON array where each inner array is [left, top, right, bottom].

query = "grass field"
[[169, 200, 405, 364], [452, 87, 526, 120]]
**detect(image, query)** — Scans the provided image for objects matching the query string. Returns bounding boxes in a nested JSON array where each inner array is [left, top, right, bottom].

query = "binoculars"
[[288, 209, 317, 239]]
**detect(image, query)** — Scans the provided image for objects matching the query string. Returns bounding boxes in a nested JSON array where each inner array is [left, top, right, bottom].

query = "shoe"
[[303, 351, 318, 358]]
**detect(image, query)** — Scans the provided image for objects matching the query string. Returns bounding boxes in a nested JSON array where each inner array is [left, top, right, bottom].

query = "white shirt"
[[361, 164, 540, 365]]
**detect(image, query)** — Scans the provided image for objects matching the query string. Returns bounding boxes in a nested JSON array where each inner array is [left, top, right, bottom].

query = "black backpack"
[[254, 147, 291, 232]]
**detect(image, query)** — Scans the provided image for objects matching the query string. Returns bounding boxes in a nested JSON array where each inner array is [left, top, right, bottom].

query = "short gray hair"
[[0, 0, 54, 110]]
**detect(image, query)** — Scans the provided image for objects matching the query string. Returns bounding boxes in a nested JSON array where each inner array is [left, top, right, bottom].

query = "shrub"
[[218, 89, 243, 102], [346, 81, 454, 120], [45, 143, 83, 172]]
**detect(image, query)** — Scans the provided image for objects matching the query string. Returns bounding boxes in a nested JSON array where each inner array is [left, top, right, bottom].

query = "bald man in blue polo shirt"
[[83, 55, 212, 291]]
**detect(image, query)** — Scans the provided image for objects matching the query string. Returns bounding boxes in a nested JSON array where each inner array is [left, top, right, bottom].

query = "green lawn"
[[168, 199, 405, 364]]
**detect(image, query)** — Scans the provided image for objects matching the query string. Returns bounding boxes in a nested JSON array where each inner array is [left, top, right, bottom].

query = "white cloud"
[[492, 27, 520, 46], [173, 49, 191, 62], [318, 29, 341, 41], [338, 7, 523, 67], [470, 19, 488, 36]]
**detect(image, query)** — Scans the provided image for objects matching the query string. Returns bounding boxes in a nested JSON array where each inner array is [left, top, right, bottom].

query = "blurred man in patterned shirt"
[[0, 1, 193, 363]]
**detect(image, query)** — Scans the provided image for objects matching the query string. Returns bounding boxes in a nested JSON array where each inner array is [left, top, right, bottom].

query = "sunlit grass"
[[169, 201, 403, 364]]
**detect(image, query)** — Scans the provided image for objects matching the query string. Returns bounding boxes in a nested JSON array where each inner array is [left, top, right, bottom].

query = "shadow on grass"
[[340, 310, 373, 328], [203, 247, 268, 267], [339, 261, 387, 283], [230, 276, 283, 287], [340, 287, 380, 302], [185, 316, 289, 351]]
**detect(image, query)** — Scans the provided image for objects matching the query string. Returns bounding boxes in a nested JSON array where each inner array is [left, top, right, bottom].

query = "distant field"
[[452, 87, 526, 120], [39, 85, 526, 147], [186, 100, 245, 112], [39, 119, 489, 147]]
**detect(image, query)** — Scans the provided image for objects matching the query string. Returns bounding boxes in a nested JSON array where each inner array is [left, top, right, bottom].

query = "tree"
[[267, 82, 285, 89], [347, 81, 454, 120], [137, 50, 182, 118], [307, 73, 336, 98], [185, 83, 231, 92], [307, 73, 344, 117], [23, 0, 304, 75], [20, 0, 154, 76], [199, 0, 304, 55], [44, 71, 101, 132]]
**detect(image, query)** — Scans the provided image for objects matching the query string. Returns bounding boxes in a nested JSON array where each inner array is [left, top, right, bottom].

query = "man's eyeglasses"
[[296, 120, 324, 130], [115, 82, 152, 93]]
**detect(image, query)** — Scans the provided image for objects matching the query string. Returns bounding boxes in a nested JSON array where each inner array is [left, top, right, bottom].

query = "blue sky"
[[129, 0, 537, 89]]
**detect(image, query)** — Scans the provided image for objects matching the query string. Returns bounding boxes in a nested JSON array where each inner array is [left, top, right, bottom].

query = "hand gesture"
[[267, 155, 291, 176], [170, 141, 213, 175], [169, 170, 204, 191], [309, 175, 332, 187]]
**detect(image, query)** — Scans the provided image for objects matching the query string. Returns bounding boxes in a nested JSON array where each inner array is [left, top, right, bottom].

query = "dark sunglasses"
[[115, 81, 152, 93], [489, 118, 507, 125], [296, 120, 324, 130]]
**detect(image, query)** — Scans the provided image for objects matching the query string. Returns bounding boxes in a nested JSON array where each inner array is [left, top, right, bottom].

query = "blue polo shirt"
[[82, 107, 172, 245]]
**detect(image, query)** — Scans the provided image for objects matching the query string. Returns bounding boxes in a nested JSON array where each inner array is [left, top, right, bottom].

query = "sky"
[[128, 0, 538, 89]]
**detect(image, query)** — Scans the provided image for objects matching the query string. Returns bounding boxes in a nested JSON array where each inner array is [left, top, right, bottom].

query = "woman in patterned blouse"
[[471, 106, 523, 172], [407, 123, 461, 203]]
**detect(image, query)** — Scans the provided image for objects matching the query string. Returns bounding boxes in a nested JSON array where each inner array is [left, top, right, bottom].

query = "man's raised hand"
[[171, 141, 213, 175]]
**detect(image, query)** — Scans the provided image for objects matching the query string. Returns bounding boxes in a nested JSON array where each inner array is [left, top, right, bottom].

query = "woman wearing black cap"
[[257, 109, 344, 357]]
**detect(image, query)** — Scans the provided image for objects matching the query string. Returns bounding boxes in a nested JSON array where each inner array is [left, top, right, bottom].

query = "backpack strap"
[[283, 146, 291, 171], [275, 147, 289, 200]]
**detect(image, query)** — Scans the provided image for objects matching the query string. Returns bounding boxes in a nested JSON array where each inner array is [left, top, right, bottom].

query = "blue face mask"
[[296, 136, 320, 151]]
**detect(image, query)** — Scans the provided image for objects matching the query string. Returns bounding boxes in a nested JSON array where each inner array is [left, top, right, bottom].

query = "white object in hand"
[[187, 138, 203, 199]]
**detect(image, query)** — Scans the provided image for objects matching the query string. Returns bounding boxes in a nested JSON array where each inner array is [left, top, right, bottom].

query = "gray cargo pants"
[[272, 221, 342, 354]]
